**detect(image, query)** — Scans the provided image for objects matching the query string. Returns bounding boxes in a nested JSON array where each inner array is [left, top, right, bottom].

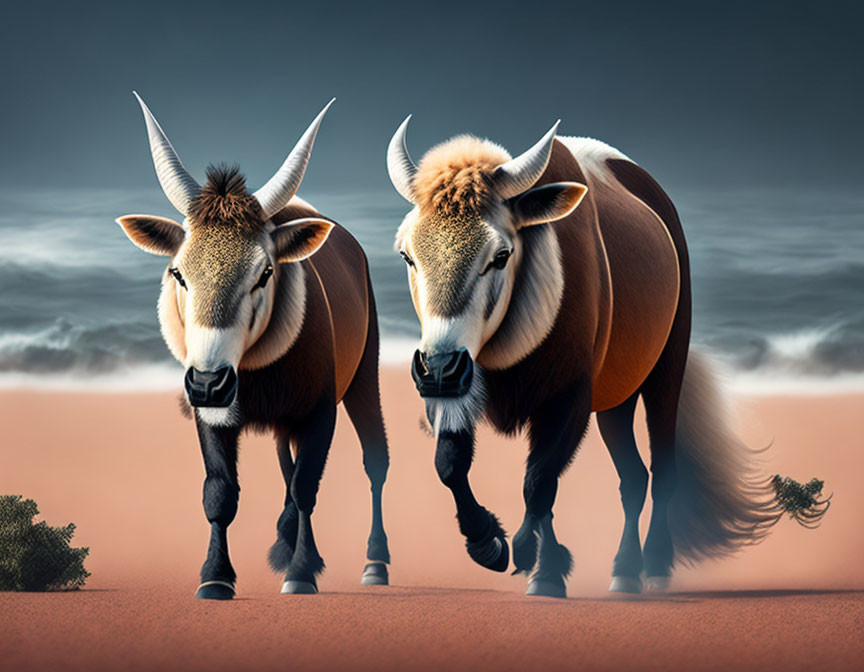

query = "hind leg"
[[598, 393, 648, 594], [514, 380, 591, 598], [641, 354, 687, 591], [280, 399, 337, 594], [343, 311, 391, 586], [268, 432, 299, 573]]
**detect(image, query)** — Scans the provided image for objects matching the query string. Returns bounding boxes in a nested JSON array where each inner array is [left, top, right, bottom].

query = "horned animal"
[[387, 117, 826, 597], [117, 94, 391, 598]]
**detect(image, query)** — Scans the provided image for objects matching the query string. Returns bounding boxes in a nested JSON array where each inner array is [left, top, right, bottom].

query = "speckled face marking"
[[411, 212, 492, 317], [180, 225, 263, 329]]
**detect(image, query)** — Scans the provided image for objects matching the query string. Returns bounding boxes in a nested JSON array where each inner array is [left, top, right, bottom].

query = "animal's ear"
[[509, 182, 588, 228], [271, 217, 334, 263], [116, 215, 185, 256]]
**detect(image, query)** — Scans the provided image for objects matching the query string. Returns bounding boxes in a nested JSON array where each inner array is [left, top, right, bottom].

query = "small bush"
[[770, 475, 832, 528], [0, 495, 90, 591]]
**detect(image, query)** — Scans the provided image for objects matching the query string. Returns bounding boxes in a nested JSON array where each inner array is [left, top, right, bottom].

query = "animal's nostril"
[[446, 349, 472, 384], [184, 366, 238, 407], [410, 348, 474, 398], [411, 350, 427, 387], [441, 351, 464, 378]]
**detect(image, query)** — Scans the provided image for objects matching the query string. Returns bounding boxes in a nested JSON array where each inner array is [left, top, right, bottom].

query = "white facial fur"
[[398, 206, 522, 433], [169, 235, 280, 427]]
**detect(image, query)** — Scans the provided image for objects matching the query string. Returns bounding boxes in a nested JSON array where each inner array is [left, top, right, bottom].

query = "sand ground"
[[0, 369, 862, 670]]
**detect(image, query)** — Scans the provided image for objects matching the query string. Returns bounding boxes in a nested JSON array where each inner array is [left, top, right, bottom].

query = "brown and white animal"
[[387, 117, 798, 597], [116, 93, 391, 599]]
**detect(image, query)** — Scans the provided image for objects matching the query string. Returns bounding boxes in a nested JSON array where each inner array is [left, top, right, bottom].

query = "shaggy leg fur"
[[436, 429, 509, 572], [520, 380, 591, 598], [268, 433, 299, 572], [598, 393, 648, 593], [525, 514, 573, 598], [342, 299, 392, 585], [195, 419, 241, 600], [281, 400, 336, 594]]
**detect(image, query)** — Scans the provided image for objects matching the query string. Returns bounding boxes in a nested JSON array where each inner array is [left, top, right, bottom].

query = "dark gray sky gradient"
[[1, 0, 861, 201]]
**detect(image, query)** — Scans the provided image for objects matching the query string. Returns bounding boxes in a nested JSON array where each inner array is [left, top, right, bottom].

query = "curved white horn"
[[386, 115, 418, 204], [254, 98, 335, 220], [493, 120, 561, 200], [133, 91, 201, 216]]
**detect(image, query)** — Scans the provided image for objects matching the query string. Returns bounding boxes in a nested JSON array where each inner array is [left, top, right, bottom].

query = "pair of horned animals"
[[119, 95, 822, 600]]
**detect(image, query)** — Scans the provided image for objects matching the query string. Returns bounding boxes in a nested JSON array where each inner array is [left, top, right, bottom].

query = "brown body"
[[480, 140, 684, 431], [388, 121, 709, 596], [273, 201, 370, 403], [388, 119, 808, 598]]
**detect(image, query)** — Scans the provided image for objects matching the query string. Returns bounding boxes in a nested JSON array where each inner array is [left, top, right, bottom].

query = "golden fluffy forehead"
[[412, 135, 511, 217]]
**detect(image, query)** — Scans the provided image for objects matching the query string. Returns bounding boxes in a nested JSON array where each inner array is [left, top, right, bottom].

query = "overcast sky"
[[1, 0, 861, 201]]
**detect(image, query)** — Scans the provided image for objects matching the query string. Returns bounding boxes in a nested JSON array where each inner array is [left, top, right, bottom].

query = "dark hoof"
[[526, 578, 566, 599], [195, 580, 235, 600], [361, 562, 389, 586], [466, 514, 509, 572], [467, 534, 509, 572], [281, 580, 318, 594], [609, 575, 642, 594]]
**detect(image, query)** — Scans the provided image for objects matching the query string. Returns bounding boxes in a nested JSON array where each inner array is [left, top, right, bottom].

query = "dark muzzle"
[[411, 348, 474, 398], [184, 365, 238, 408]]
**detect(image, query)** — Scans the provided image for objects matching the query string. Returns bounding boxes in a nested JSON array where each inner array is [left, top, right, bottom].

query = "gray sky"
[[1, 0, 861, 199]]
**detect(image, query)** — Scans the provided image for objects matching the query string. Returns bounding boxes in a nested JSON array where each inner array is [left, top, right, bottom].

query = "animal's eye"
[[253, 265, 274, 291], [492, 249, 511, 269], [400, 250, 415, 268], [481, 249, 512, 275], [169, 267, 186, 289]]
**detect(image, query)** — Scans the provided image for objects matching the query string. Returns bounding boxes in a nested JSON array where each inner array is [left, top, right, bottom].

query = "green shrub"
[[770, 475, 831, 528], [0, 495, 90, 591]]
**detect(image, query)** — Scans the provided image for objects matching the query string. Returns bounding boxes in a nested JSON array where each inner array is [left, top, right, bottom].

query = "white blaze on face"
[[184, 324, 248, 373]]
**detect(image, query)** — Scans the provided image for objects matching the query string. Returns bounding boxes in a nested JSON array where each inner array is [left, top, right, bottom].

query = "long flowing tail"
[[668, 349, 830, 566]]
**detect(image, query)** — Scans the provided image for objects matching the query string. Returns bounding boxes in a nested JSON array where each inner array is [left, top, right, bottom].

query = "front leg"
[[195, 417, 241, 600], [436, 429, 509, 572], [281, 399, 337, 594], [513, 379, 591, 598]]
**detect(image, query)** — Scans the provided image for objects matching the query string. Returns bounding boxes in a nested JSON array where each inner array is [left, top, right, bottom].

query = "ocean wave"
[[0, 185, 862, 394], [0, 318, 166, 374]]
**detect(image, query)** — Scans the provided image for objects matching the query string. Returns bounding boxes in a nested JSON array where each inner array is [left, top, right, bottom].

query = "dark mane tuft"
[[204, 164, 248, 197], [189, 164, 264, 232]]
